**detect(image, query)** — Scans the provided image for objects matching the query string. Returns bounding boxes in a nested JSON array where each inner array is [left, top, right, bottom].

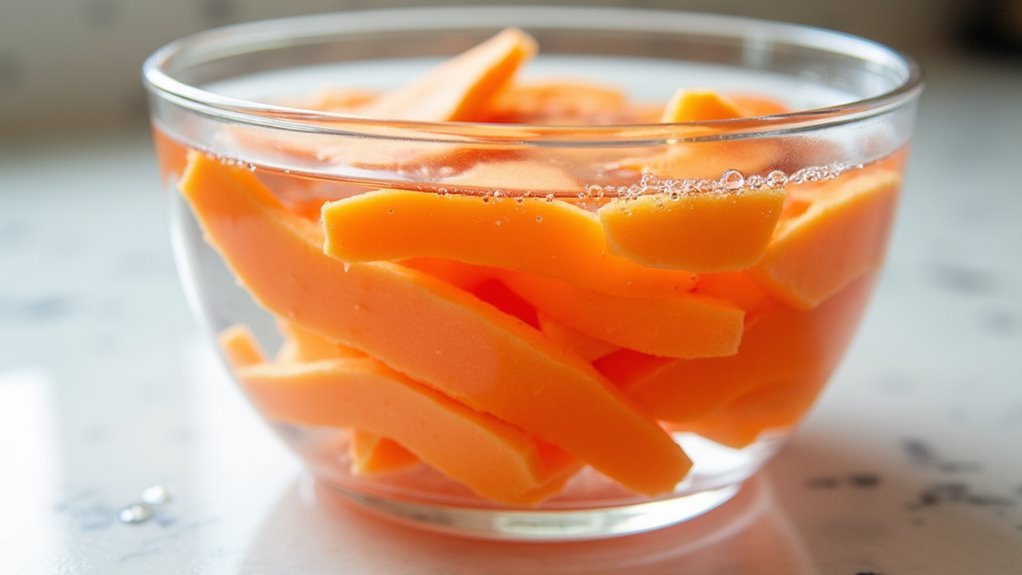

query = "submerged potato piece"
[[180, 153, 690, 496], [273, 321, 410, 474], [693, 271, 776, 326], [660, 89, 744, 123], [750, 169, 901, 309], [359, 27, 537, 122], [537, 312, 619, 362], [597, 272, 876, 423], [502, 271, 744, 359], [349, 430, 421, 475], [686, 373, 829, 449], [276, 320, 365, 363], [238, 358, 570, 504], [598, 187, 787, 272], [443, 160, 580, 193], [322, 187, 698, 298], [484, 79, 633, 124], [218, 324, 268, 369], [613, 89, 782, 180]]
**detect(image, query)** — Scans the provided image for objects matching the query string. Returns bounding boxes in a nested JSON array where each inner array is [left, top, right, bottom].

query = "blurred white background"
[[2, 0, 1018, 136]]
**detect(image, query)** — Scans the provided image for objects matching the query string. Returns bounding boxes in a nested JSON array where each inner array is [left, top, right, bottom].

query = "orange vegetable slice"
[[536, 312, 619, 362], [750, 169, 901, 309], [358, 27, 537, 122], [502, 271, 744, 359], [660, 89, 744, 123], [349, 429, 421, 475], [686, 373, 829, 449], [727, 94, 790, 117], [693, 271, 775, 326], [598, 187, 787, 272], [180, 152, 690, 496], [273, 322, 412, 474], [276, 320, 364, 363], [612, 89, 781, 180], [218, 324, 267, 370], [484, 79, 633, 124], [237, 358, 570, 504], [442, 160, 580, 194], [321, 187, 698, 298], [398, 257, 491, 291], [597, 271, 876, 423]]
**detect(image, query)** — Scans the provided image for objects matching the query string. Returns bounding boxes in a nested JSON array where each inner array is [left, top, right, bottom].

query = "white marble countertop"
[[1, 51, 1021, 574]]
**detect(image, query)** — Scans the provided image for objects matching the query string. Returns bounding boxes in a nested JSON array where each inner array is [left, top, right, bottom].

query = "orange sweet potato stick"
[[536, 312, 619, 362], [358, 27, 538, 122], [180, 152, 690, 496], [273, 321, 416, 474], [237, 358, 573, 505], [219, 323, 569, 503], [597, 271, 877, 423], [501, 271, 744, 359], [276, 320, 365, 363], [598, 187, 787, 272], [218, 324, 268, 369], [749, 169, 901, 309], [349, 430, 421, 475], [660, 89, 744, 123], [321, 185, 699, 298], [684, 373, 829, 449]]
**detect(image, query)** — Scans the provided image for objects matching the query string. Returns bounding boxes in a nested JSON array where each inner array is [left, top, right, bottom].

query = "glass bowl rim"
[[142, 5, 924, 146]]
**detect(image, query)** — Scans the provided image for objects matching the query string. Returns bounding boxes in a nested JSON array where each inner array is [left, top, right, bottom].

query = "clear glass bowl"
[[143, 6, 921, 541]]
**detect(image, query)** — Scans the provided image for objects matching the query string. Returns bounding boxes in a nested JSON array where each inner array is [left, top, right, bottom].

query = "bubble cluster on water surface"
[[582, 162, 863, 205]]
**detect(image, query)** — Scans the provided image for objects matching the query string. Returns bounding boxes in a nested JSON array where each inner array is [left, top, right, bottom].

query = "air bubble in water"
[[720, 170, 745, 192], [746, 174, 766, 190], [766, 170, 788, 188], [493, 190, 504, 201], [246, 163, 256, 172], [342, 262, 351, 273], [437, 187, 448, 197], [696, 180, 715, 194], [545, 193, 554, 203], [495, 220, 502, 226], [535, 215, 543, 223]]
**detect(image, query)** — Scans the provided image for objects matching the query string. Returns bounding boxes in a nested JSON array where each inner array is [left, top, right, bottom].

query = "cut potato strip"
[[598, 187, 786, 272], [349, 430, 422, 476], [359, 27, 537, 122], [483, 79, 634, 124], [238, 358, 570, 504], [597, 271, 876, 423], [322, 187, 698, 298], [686, 373, 829, 449], [443, 160, 580, 193], [750, 169, 901, 309], [180, 152, 690, 496], [276, 320, 364, 363], [502, 271, 744, 359], [537, 312, 619, 362], [218, 324, 267, 369], [660, 90, 744, 123]]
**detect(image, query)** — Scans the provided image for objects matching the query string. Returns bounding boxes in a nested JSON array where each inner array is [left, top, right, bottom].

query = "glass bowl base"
[[316, 478, 742, 541]]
